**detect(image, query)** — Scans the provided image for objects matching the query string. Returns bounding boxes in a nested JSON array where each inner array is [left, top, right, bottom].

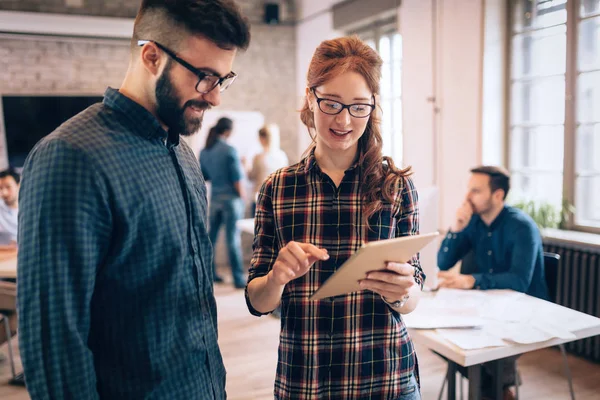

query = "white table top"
[[237, 218, 255, 234], [409, 290, 600, 367]]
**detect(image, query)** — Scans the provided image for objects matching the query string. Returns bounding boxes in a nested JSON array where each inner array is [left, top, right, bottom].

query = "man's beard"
[[473, 199, 494, 216], [155, 64, 211, 137]]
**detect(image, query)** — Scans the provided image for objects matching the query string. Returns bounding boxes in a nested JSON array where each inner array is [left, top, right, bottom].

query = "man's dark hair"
[[470, 165, 510, 199], [132, 0, 251, 52], [0, 167, 21, 185]]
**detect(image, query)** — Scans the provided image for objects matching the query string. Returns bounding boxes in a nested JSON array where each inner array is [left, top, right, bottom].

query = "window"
[[508, 0, 600, 231], [575, 0, 600, 227], [353, 21, 403, 164]]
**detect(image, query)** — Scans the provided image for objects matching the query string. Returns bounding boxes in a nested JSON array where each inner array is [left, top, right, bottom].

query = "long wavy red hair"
[[300, 36, 412, 230]]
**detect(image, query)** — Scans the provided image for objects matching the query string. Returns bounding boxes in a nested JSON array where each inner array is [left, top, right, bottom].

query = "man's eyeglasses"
[[138, 40, 237, 94], [310, 88, 375, 118]]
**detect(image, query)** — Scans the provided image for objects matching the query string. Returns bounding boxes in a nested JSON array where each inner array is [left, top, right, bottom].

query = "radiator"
[[544, 241, 600, 364]]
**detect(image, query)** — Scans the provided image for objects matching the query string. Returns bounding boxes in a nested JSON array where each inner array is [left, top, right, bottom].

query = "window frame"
[[507, 0, 600, 234], [348, 18, 404, 164]]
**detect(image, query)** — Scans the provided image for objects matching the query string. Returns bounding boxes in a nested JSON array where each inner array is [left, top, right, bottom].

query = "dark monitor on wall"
[[0, 95, 103, 167]]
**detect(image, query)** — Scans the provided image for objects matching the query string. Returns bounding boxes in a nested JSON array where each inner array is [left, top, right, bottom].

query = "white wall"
[[482, 0, 507, 167], [295, 0, 341, 153], [399, 0, 437, 189], [435, 0, 485, 228], [296, 0, 505, 230]]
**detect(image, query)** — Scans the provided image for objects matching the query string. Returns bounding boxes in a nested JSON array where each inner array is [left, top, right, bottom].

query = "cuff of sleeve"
[[414, 267, 425, 290], [471, 273, 483, 290], [244, 275, 275, 317]]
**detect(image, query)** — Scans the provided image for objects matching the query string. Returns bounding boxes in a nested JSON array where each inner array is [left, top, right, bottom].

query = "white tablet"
[[309, 232, 440, 301]]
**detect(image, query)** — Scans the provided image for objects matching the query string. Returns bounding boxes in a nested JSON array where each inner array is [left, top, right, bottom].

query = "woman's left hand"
[[359, 262, 416, 302]]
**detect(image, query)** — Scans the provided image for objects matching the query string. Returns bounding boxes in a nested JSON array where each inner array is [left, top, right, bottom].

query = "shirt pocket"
[[366, 205, 397, 241]]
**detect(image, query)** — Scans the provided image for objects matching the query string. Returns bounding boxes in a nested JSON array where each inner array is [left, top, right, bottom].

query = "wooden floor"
[[2, 283, 600, 399]]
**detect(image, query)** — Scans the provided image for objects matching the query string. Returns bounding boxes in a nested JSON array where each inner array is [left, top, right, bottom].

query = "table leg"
[[446, 361, 457, 400], [468, 364, 482, 400], [493, 359, 504, 400]]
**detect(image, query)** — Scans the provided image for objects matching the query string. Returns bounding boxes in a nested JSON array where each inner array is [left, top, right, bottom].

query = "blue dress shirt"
[[437, 205, 548, 300]]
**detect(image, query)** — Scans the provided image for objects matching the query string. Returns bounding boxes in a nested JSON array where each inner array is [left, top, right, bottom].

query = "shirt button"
[[487, 250, 492, 256], [488, 232, 492, 237], [489, 268, 494, 273], [447, 233, 452, 239], [453, 234, 457, 239], [444, 247, 449, 252]]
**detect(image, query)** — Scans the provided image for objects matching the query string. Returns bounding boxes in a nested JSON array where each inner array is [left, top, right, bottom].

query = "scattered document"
[[436, 329, 506, 350]]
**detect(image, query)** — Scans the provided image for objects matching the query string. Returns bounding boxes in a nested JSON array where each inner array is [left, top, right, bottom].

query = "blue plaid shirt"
[[17, 88, 226, 399]]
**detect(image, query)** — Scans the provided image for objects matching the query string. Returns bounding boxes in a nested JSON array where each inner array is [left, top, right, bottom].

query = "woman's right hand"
[[268, 241, 329, 286]]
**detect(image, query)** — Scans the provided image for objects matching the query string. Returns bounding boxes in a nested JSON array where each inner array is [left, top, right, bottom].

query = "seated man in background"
[[0, 168, 20, 247], [437, 165, 547, 298], [437, 165, 548, 400]]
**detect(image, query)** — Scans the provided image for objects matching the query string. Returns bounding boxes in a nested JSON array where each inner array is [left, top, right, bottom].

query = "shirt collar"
[[489, 205, 509, 230], [302, 147, 361, 175], [102, 87, 180, 148]]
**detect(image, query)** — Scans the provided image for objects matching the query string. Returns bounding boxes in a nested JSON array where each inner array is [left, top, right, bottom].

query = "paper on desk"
[[404, 294, 485, 329], [438, 321, 576, 350], [403, 314, 485, 329], [436, 328, 506, 350], [491, 321, 576, 344]]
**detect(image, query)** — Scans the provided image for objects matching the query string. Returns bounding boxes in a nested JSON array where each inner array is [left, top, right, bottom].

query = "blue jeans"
[[208, 197, 244, 286], [397, 374, 421, 400]]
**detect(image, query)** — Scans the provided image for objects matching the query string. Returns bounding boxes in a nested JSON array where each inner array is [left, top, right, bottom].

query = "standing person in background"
[[200, 117, 246, 288], [17, 1, 250, 398], [246, 123, 289, 216]]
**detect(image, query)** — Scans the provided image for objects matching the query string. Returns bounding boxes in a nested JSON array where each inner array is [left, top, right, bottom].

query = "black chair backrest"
[[543, 252, 560, 303]]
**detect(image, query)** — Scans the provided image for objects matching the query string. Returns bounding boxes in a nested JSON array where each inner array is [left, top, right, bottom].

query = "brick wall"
[[0, 1, 299, 273], [0, 0, 296, 23]]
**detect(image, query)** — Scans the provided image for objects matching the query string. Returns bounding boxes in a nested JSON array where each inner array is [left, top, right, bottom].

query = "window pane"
[[581, 0, 600, 17], [379, 36, 391, 63], [577, 71, 600, 123], [576, 123, 600, 173], [392, 33, 402, 63], [511, 77, 565, 124], [511, 171, 564, 208], [578, 17, 600, 72], [512, 25, 566, 79], [381, 62, 392, 100], [510, 126, 564, 171], [512, 0, 567, 33], [575, 176, 600, 227], [381, 99, 392, 157]]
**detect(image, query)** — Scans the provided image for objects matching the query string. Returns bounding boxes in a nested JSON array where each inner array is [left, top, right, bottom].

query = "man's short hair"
[[132, 0, 251, 53], [470, 165, 510, 199], [0, 168, 21, 185]]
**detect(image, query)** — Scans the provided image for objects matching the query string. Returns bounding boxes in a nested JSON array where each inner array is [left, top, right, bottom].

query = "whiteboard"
[[182, 110, 265, 162]]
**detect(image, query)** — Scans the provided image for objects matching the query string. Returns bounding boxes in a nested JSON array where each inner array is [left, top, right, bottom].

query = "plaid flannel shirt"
[[246, 151, 425, 399]]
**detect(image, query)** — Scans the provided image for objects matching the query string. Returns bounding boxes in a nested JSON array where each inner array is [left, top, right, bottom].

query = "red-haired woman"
[[246, 36, 425, 400]]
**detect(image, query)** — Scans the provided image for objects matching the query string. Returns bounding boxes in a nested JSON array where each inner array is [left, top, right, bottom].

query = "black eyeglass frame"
[[310, 88, 376, 118], [137, 40, 237, 94]]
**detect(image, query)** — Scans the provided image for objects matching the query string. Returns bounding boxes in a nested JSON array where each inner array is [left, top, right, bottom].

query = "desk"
[[237, 218, 255, 235], [409, 290, 600, 400], [0, 253, 17, 279]]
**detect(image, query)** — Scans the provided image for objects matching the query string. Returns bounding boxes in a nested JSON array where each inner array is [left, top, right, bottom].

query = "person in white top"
[[0, 168, 19, 247], [247, 124, 289, 215]]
